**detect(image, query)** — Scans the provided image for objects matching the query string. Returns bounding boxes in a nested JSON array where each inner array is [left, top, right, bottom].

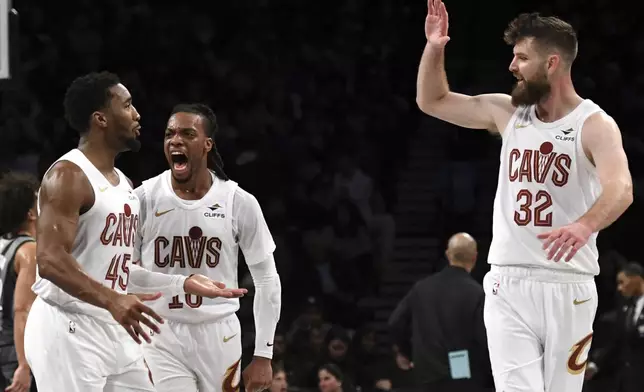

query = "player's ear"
[[204, 137, 213, 153], [92, 111, 108, 128], [546, 54, 559, 75]]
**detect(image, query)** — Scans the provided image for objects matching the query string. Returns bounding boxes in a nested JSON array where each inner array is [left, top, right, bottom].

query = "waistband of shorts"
[[489, 265, 594, 283], [39, 297, 118, 325]]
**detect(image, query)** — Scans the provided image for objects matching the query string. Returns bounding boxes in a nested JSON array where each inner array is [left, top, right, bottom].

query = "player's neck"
[[17, 225, 35, 239], [78, 135, 118, 174], [171, 169, 213, 200], [535, 76, 582, 123]]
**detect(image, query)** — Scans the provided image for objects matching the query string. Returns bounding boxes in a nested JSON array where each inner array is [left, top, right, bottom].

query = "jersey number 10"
[[168, 294, 203, 309], [514, 189, 553, 227]]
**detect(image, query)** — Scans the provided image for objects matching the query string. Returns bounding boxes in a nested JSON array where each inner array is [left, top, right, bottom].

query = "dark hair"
[[170, 103, 229, 181], [621, 262, 644, 278], [504, 13, 578, 65], [0, 172, 39, 237], [319, 363, 343, 382], [63, 71, 121, 134], [272, 361, 285, 375]]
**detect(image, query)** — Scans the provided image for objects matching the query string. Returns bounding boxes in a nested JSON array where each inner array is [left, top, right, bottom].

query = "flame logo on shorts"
[[222, 358, 241, 392]]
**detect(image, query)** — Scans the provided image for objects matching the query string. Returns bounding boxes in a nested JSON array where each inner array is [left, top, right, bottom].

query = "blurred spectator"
[[270, 362, 288, 392], [587, 262, 644, 392], [318, 364, 350, 392]]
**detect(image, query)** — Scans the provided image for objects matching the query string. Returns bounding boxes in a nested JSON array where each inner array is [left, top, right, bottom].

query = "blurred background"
[[0, 0, 641, 391]]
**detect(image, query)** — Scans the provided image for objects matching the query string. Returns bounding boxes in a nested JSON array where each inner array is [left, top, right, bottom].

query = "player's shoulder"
[[138, 171, 169, 195], [232, 184, 265, 214], [42, 160, 91, 192]]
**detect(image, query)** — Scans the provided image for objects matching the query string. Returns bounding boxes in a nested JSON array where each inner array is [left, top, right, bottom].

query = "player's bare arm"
[[417, 0, 515, 133], [538, 113, 633, 262], [577, 113, 633, 230], [37, 161, 163, 344], [9, 241, 37, 392]]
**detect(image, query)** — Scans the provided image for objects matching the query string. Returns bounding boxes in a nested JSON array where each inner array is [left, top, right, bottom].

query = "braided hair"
[[170, 103, 229, 181]]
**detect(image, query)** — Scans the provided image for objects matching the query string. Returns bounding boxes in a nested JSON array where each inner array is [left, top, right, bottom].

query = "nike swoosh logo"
[[266, 342, 274, 347], [573, 298, 591, 305], [515, 124, 528, 129], [155, 208, 175, 217], [223, 334, 237, 343], [98, 186, 108, 192]]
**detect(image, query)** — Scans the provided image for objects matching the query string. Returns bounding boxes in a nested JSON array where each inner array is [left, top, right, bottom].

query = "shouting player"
[[416, 2, 633, 391], [132, 103, 281, 392], [0, 172, 39, 392], [25, 72, 248, 392]]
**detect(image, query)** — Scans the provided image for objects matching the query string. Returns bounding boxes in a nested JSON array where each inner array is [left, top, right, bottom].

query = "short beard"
[[511, 71, 551, 107]]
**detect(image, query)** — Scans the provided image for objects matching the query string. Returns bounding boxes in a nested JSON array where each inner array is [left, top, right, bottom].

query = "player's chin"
[[170, 162, 192, 183]]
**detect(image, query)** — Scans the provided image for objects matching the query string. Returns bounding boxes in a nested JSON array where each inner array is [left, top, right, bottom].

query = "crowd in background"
[[0, 0, 641, 391]]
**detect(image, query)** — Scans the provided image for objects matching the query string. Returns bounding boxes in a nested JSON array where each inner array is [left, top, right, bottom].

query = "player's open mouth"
[[170, 152, 189, 174]]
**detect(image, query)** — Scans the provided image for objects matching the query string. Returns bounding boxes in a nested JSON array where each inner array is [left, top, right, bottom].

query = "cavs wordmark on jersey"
[[32, 149, 140, 323], [135, 170, 276, 324], [488, 100, 604, 275]]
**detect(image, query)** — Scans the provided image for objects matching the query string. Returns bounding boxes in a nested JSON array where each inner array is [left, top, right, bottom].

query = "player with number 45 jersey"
[[132, 103, 281, 392]]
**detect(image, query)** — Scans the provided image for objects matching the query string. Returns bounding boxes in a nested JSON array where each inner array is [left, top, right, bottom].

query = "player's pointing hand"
[[184, 274, 248, 299], [537, 222, 593, 263], [108, 292, 164, 344]]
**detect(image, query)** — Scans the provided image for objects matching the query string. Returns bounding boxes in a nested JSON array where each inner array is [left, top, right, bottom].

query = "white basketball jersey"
[[136, 171, 243, 324], [32, 149, 139, 323], [488, 100, 604, 275]]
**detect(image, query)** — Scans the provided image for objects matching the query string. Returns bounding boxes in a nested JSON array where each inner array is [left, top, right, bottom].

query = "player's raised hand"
[[537, 222, 593, 263], [108, 292, 164, 344], [184, 274, 248, 299], [425, 0, 450, 47], [243, 357, 272, 392]]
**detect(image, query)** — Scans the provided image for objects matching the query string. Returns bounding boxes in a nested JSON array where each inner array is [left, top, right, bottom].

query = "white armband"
[[247, 255, 281, 359], [128, 263, 187, 296]]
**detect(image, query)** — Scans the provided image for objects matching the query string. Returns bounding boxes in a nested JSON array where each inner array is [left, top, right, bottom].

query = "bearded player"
[[132, 103, 280, 392], [416, 2, 632, 392]]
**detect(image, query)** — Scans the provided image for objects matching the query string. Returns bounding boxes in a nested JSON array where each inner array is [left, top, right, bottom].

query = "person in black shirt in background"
[[586, 262, 644, 392], [0, 172, 40, 392], [389, 232, 492, 392]]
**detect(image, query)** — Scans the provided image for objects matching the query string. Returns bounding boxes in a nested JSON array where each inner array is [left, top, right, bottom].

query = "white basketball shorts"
[[24, 297, 154, 392], [142, 314, 242, 392], [483, 265, 597, 392]]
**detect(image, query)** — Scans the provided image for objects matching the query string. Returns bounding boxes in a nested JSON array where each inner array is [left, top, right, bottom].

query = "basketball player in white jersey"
[[25, 72, 249, 392], [416, 2, 633, 391], [132, 103, 281, 392]]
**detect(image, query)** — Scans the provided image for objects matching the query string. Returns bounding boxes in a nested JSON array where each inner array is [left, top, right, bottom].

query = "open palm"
[[425, 0, 450, 47]]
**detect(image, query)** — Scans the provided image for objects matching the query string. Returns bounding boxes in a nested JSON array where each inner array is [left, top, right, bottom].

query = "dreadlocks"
[[170, 103, 229, 181]]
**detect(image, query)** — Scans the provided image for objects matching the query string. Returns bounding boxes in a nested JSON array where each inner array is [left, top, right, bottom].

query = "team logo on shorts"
[[492, 282, 500, 295], [567, 333, 593, 375], [68, 321, 76, 333]]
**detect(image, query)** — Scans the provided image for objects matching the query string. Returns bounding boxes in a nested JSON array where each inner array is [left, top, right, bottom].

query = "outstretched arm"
[[130, 184, 246, 299], [417, 0, 514, 132], [576, 112, 633, 232]]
